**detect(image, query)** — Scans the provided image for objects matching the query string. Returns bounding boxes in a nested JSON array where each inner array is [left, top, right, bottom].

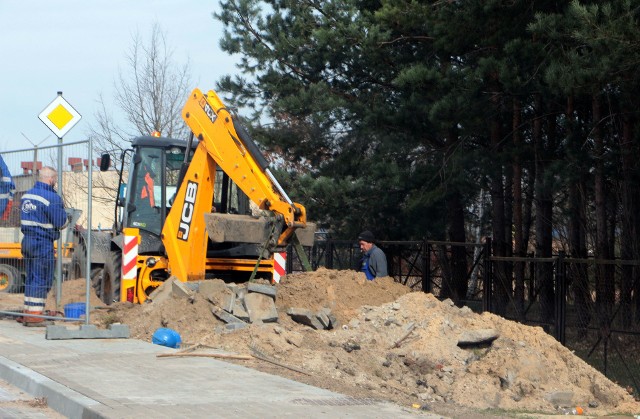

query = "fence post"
[[555, 251, 566, 344], [422, 239, 430, 293], [482, 237, 492, 312], [286, 244, 294, 273], [326, 239, 334, 269]]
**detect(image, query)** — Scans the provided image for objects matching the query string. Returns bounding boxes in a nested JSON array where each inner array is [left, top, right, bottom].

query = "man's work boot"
[[22, 311, 52, 327]]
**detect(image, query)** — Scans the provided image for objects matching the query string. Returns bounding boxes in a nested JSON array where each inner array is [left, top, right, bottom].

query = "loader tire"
[[0, 264, 23, 293], [100, 251, 122, 305], [70, 244, 103, 292], [70, 244, 87, 280]]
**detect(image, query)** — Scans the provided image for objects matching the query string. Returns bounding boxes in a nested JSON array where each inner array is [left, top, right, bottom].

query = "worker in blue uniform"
[[0, 155, 15, 221], [20, 166, 68, 326]]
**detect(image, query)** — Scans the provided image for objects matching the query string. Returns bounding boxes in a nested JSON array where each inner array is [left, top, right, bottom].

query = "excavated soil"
[[3, 268, 640, 418]]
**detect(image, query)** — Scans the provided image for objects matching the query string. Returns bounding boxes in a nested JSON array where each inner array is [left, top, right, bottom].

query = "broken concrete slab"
[[46, 324, 130, 340], [211, 307, 245, 325], [245, 293, 278, 323], [316, 310, 331, 329], [232, 300, 250, 322], [457, 328, 499, 347], [197, 279, 229, 296], [224, 322, 248, 331], [172, 279, 194, 299], [327, 312, 339, 329], [247, 282, 277, 299], [200, 280, 235, 312], [287, 307, 325, 330], [317, 307, 338, 329], [145, 277, 174, 308], [183, 281, 200, 292], [235, 285, 248, 300]]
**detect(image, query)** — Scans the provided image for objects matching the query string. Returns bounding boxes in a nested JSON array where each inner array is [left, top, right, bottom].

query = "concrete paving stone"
[[45, 323, 130, 340], [172, 279, 194, 299], [211, 306, 245, 325], [245, 292, 278, 323], [287, 307, 325, 330], [225, 322, 248, 331], [0, 385, 16, 402], [0, 406, 51, 418], [247, 282, 277, 298], [232, 299, 250, 321]]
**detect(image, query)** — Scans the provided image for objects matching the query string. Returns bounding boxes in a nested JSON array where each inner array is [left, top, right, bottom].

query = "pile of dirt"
[[56, 268, 640, 417]]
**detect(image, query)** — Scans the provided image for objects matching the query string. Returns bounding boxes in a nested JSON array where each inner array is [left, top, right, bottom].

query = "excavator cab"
[[115, 136, 194, 254], [116, 135, 253, 256]]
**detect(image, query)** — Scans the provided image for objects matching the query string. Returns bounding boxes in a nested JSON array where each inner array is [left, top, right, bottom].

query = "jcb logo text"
[[178, 181, 198, 241]]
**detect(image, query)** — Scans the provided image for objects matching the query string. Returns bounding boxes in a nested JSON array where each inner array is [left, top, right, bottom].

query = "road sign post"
[[38, 92, 82, 306]]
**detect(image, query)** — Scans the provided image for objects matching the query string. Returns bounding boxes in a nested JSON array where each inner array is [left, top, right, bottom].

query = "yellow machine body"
[[109, 87, 312, 304]]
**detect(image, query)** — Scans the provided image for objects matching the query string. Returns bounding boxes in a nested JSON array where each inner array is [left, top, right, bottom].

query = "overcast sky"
[[0, 0, 238, 151]]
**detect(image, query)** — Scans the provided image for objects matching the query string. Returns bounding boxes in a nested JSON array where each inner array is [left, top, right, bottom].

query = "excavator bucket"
[[203, 213, 316, 248], [204, 213, 275, 244], [293, 222, 316, 247]]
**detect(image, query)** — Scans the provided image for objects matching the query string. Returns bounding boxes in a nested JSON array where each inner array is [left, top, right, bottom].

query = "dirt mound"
[[57, 268, 640, 416]]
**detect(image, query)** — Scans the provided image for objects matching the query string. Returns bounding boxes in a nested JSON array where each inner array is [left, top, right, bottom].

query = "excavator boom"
[[183, 88, 306, 230], [160, 88, 312, 283]]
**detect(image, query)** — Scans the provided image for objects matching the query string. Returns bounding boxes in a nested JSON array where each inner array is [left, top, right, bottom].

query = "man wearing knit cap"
[[358, 230, 388, 280]]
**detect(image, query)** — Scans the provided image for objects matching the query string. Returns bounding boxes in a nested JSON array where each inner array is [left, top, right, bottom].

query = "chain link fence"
[[0, 140, 99, 325]]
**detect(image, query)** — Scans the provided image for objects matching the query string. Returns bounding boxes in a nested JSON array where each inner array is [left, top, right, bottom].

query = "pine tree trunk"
[[446, 190, 469, 304], [592, 94, 613, 332], [618, 115, 639, 327], [490, 112, 509, 316], [512, 98, 525, 321], [533, 96, 555, 327], [566, 96, 590, 331]]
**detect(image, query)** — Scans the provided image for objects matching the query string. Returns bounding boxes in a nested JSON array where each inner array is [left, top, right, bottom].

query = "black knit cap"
[[358, 230, 376, 243]]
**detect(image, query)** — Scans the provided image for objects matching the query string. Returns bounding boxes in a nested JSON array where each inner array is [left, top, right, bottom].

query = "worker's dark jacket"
[[361, 244, 388, 280]]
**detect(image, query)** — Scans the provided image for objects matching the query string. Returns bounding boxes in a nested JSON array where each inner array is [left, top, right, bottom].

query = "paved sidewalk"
[[0, 376, 65, 418], [0, 319, 440, 419]]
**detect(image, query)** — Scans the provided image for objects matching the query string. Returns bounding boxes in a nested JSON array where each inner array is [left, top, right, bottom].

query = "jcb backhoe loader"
[[78, 88, 314, 304]]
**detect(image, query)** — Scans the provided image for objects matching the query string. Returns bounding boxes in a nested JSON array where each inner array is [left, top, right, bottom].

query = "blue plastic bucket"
[[64, 302, 86, 320]]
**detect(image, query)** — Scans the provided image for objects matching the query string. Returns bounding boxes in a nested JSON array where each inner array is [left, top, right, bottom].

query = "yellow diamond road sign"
[[38, 93, 82, 138]]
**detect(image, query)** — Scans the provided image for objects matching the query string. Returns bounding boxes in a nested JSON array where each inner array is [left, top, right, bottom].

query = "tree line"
[[213, 0, 640, 323]]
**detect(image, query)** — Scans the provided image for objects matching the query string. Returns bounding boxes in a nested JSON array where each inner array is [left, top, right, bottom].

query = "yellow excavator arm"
[[161, 88, 310, 282], [183, 88, 307, 238]]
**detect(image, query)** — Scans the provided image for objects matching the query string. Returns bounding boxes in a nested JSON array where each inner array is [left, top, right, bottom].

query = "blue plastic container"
[[64, 302, 86, 320], [152, 328, 182, 348]]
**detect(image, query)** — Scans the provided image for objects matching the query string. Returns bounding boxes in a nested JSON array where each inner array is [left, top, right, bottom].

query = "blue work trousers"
[[22, 237, 55, 308]]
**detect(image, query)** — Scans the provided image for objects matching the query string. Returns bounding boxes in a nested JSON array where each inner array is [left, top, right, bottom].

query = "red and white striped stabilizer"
[[273, 252, 286, 283], [122, 233, 139, 280]]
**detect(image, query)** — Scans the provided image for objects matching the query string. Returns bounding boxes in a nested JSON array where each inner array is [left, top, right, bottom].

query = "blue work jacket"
[[20, 181, 67, 242]]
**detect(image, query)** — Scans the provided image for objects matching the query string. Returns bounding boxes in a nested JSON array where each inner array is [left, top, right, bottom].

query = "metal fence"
[[0, 141, 96, 325], [292, 238, 640, 397]]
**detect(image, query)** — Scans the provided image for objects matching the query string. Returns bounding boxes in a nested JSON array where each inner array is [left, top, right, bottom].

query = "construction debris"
[[54, 268, 640, 417]]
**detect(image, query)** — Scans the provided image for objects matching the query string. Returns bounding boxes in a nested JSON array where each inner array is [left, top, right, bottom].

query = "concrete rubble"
[[145, 277, 337, 330]]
